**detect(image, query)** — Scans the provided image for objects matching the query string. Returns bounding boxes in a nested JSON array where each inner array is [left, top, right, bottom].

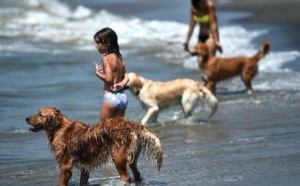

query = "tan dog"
[[126, 72, 218, 125], [26, 107, 163, 186], [191, 41, 270, 94]]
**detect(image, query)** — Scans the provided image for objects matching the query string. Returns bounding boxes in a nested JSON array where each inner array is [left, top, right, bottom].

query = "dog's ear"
[[128, 74, 143, 95], [199, 44, 209, 57], [129, 80, 140, 95], [132, 86, 141, 95], [133, 77, 144, 95], [47, 109, 61, 130]]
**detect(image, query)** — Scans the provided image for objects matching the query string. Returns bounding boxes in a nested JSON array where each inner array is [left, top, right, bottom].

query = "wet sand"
[[218, 0, 300, 45]]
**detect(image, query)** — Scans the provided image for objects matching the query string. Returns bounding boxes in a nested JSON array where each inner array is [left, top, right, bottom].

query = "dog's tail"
[[252, 41, 270, 61], [138, 128, 163, 171], [199, 85, 218, 118]]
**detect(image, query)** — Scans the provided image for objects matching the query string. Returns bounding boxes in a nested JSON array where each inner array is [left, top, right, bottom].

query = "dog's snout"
[[26, 117, 30, 123]]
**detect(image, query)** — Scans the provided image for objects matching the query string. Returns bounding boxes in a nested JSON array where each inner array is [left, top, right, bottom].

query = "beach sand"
[[218, 0, 300, 45]]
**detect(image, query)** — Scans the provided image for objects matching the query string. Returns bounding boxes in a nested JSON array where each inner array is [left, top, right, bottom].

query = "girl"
[[184, 0, 223, 57], [94, 27, 129, 121]]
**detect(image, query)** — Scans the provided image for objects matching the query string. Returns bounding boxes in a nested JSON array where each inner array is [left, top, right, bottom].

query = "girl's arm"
[[111, 64, 129, 92], [119, 71, 129, 87], [94, 57, 113, 84], [94, 63, 105, 80], [184, 7, 196, 51]]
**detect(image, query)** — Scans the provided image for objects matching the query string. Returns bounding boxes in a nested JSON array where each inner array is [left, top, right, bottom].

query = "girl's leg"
[[205, 38, 217, 57], [115, 108, 126, 118], [100, 101, 116, 122]]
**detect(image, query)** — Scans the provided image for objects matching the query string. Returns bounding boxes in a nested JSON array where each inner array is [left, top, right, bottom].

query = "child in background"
[[94, 27, 129, 122], [184, 0, 222, 56]]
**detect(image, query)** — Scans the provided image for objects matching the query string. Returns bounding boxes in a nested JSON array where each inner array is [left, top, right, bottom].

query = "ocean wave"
[[0, 0, 299, 73], [0, 128, 29, 134]]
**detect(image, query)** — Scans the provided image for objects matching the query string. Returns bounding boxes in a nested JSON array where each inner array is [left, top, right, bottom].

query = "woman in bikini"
[[94, 27, 129, 122], [184, 0, 222, 57]]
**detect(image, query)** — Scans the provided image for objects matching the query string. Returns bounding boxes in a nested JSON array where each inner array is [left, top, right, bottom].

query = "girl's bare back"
[[102, 53, 126, 92]]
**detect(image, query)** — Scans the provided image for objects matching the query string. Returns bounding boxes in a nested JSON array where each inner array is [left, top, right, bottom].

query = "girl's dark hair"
[[94, 27, 122, 59], [191, 0, 200, 8]]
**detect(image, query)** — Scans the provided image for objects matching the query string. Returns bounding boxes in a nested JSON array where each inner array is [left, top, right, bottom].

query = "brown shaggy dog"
[[26, 107, 163, 186], [126, 72, 218, 125], [190, 41, 270, 95]]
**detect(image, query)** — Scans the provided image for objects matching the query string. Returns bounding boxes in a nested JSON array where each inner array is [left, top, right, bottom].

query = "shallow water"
[[1, 0, 300, 185]]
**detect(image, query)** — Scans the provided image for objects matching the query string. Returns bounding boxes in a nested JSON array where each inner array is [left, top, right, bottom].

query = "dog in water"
[[125, 72, 218, 125], [26, 107, 163, 186], [190, 41, 270, 94]]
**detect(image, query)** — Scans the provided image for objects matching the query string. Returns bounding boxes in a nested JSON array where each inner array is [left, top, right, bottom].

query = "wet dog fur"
[[190, 41, 270, 94], [126, 72, 218, 125], [26, 107, 163, 186]]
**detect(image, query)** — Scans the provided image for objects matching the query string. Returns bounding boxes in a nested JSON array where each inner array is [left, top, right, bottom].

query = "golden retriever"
[[190, 41, 270, 95], [25, 107, 163, 186], [126, 72, 218, 125]]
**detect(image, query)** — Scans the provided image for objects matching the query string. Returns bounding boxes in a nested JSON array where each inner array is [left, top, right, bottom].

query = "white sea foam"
[[0, 0, 299, 73], [255, 72, 300, 91]]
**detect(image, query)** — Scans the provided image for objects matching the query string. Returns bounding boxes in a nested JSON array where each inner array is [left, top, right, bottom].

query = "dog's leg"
[[244, 76, 254, 95], [141, 107, 159, 125], [206, 81, 216, 95], [112, 146, 131, 183], [79, 168, 90, 186], [241, 72, 255, 95], [59, 155, 73, 186], [129, 154, 141, 182]]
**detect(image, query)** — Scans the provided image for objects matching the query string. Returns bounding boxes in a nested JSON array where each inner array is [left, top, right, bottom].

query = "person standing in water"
[[184, 0, 223, 56], [94, 27, 129, 121]]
